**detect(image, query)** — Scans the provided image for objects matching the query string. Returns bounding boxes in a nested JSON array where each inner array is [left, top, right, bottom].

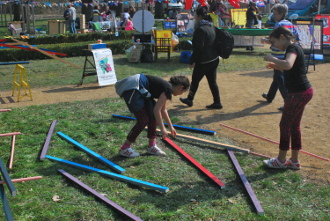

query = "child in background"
[[125, 17, 134, 31], [263, 26, 313, 170], [115, 74, 190, 158], [260, 4, 300, 111]]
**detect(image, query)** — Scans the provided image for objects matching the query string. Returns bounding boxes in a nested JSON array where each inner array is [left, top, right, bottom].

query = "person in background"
[[263, 26, 313, 170], [128, 5, 136, 19], [217, 1, 231, 27], [246, 1, 258, 28], [116, 74, 190, 158], [180, 4, 223, 109], [68, 4, 77, 34], [101, 6, 111, 21], [261, 3, 300, 111], [125, 17, 134, 31], [120, 8, 130, 29], [92, 5, 102, 22]]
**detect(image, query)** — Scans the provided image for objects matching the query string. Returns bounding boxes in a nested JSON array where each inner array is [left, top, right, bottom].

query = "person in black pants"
[[180, 4, 222, 109]]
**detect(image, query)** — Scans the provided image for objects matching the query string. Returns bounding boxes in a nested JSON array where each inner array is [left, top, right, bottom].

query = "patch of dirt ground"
[[1, 63, 329, 185]]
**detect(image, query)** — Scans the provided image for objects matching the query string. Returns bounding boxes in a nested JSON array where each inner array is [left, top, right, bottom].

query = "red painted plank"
[[219, 123, 329, 161], [58, 169, 143, 221], [163, 137, 225, 189], [227, 150, 264, 215]]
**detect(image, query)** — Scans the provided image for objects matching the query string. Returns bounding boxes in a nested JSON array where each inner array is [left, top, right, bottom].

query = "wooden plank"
[[219, 123, 329, 161], [227, 150, 264, 215], [0, 132, 21, 137], [0, 176, 42, 185], [0, 43, 66, 57], [10, 38, 81, 69], [0, 159, 16, 197], [163, 137, 225, 189], [0, 184, 13, 221], [39, 120, 57, 161], [113, 114, 216, 135], [168, 132, 250, 153], [46, 155, 169, 193], [8, 135, 15, 169], [57, 132, 125, 174], [58, 169, 143, 221]]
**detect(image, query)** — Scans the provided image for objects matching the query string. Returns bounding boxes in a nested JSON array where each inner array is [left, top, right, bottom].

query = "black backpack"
[[213, 27, 234, 59], [140, 49, 154, 63], [63, 10, 70, 20]]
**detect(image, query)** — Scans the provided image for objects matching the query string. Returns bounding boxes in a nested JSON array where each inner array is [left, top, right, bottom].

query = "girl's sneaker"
[[263, 157, 287, 169], [119, 148, 140, 158], [285, 159, 301, 170], [147, 145, 166, 156]]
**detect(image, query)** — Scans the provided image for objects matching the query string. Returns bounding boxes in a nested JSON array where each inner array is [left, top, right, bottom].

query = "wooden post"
[[227, 150, 264, 215], [58, 169, 143, 221], [39, 120, 57, 161], [8, 135, 15, 169], [169, 132, 250, 153], [0, 132, 21, 169], [163, 137, 225, 189]]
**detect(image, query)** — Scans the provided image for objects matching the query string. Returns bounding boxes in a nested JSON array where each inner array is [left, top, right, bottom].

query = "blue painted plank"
[[0, 159, 16, 197], [58, 169, 143, 221], [57, 132, 125, 174], [227, 150, 264, 215], [112, 114, 216, 135], [0, 184, 13, 221], [0, 61, 30, 65], [46, 155, 169, 193]]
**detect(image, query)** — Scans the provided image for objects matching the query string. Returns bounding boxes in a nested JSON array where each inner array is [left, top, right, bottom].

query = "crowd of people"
[[63, 3, 137, 33], [115, 3, 313, 172]]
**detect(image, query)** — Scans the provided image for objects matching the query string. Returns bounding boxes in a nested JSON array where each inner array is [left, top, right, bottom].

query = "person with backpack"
[[115, 74, 190, 157], [180, 4, 223, 109]]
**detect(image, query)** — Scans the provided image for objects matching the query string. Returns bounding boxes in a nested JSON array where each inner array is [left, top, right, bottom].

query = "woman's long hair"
[[195, 4, 212, 22]]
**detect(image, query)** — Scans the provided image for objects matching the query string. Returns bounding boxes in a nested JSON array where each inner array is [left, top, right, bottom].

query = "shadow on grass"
[[170, 101, 280, 125], [42, 85, 108, 93], [239, 69, 274, 78]]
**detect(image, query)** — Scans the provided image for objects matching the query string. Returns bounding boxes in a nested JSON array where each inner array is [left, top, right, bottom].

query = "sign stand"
[[78, 48, 117, 86]]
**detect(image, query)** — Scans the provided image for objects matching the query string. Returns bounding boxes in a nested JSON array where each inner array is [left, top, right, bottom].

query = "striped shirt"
[[270, 20, 300, 59]]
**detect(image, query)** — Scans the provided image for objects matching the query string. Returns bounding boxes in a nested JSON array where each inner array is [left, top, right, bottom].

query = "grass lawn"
[[0, 47, 329, 220]]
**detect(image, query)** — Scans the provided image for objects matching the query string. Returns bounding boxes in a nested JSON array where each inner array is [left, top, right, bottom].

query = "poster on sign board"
[[294, 20, 323, 54], [91, 48, 117, 86], [315, 14, 330, 47]]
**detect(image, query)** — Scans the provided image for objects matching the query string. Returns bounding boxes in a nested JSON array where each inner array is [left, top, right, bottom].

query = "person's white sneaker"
[[147, 145, 166, 156], [119, 147, 140, 158], [263, 157, 286, 169]]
